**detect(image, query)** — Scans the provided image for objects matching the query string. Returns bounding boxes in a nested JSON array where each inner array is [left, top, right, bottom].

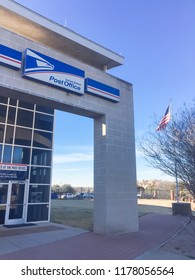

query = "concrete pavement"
[[0, 214, 192, 260]]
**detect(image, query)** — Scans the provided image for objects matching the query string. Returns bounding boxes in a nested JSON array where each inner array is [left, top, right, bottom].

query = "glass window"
[[0, 205, 6, 225], [5, 125, 14, 144], [0, 184, 8, 204], [7, 107, 16, 124], [0, 144, 2, 161], [36, 105, 54, 115], [3, 145, 12, 163], [0, 96, 8, 104], [33, 130, 52, 149], [18, 100, 34, 110], [0, 124, 5, 143], [31, 149, 51, 166], [30, 167, 51, 184], [10, 183, 25, 205], [17, 109, 33, 128], [27, 204, 49, 222], [9, 205, 23, 219], [28, 185, 50, 203], [34, 113, 53, 131], [13, 146, 30, 164], [15, 127, 32, 146], [9, 98, 17, 106], [0, 105, 7, 123]]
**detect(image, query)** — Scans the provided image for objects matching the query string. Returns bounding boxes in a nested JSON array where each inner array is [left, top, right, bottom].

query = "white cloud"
[[53, 167, 88, 173], [53, 152, 93, 164], [53, 144, 93, 153]]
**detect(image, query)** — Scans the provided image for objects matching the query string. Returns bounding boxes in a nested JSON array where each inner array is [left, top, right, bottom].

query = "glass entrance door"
[[5, 180, 28, 225]]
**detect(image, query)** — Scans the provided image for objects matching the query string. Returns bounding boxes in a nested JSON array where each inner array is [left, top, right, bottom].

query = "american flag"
[[156, 104, 171, 131]]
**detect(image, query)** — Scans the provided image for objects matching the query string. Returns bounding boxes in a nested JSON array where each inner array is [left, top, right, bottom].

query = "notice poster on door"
[[0, 164, 27, 180]]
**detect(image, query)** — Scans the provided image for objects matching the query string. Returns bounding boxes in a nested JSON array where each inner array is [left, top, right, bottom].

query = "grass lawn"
[[50, 199, 94, 231], [50, 198, 173, 231]]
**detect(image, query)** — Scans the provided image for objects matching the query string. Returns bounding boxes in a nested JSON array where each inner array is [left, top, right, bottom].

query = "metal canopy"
[[0, 0, 124, 70]]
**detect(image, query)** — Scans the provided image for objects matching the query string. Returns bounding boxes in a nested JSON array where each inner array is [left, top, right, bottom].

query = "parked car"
[[137, 192, 141, 198], [76, 192, 85, 199], [83, 193, 94, 199], [66, 193, 75, 199], [60, 193, 66, 199], [51, 192, 58, 199]]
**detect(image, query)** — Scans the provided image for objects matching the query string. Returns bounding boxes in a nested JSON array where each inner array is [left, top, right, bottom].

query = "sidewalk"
[[0, 214, 192, 260]]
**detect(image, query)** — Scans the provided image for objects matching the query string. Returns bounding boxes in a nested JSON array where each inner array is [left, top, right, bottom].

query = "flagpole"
[[156, 98, 179, 202], [156, 99, 179, 202], [171, 99, 179, 202], [175, 161, 179, 202]]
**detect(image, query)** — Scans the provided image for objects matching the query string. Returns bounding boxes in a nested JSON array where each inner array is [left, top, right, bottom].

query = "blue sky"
[[13, 0, 195, 186]]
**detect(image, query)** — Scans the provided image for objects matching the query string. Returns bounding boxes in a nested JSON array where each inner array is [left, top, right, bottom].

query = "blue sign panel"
[[0, 164, 27, 181], [23, 49, 85, 95], [85, 78, 120, 102], [0, 44, 22, 70]]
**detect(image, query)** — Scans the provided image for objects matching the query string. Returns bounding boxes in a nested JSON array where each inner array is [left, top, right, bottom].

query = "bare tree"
[[140, 101, 195, 198]]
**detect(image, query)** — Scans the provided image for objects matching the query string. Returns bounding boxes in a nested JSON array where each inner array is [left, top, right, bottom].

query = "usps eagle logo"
[[24, 49, 54, 73]]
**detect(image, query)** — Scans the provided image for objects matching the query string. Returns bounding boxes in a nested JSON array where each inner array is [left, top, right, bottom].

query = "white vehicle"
[[66, 193, 75, 199]]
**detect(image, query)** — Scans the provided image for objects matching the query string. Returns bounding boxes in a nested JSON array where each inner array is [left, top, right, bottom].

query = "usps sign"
[[0, 44, 22, 70], [85, 78, 120, 102], [23, 49, 85, 95]]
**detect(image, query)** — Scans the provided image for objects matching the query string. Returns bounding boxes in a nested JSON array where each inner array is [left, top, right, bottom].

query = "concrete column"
[[94, 110, 139, 235]]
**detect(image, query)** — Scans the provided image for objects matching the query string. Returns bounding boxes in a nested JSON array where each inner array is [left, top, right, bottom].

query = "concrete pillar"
[[93, 112, 139, 235]]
